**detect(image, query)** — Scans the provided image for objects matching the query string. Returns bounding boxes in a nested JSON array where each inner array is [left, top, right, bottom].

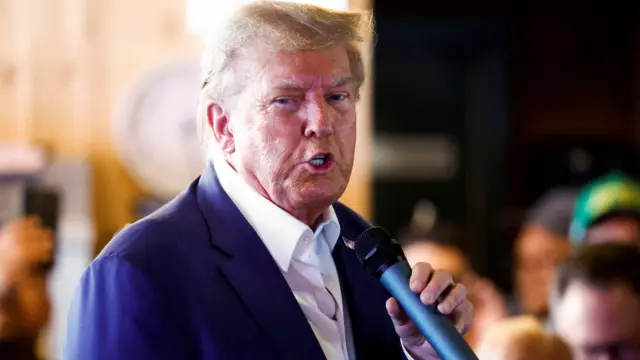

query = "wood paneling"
[[1, 0, 197, 248], [0, 0, 373, 249]]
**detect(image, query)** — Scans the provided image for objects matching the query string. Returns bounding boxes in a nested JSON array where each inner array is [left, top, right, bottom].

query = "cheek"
[[243, 120, 301, 169], [335, 114, 357, 151]]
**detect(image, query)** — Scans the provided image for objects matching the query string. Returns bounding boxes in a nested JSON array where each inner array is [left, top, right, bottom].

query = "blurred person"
[[400, 225, 509, 349], [550, 243, 640, 360], [63, 3, 473, 360], [513, 188, 576, 320], [570, 172, 640, 245], [0, 217, 53, 360], [475, 315, 571, 360]]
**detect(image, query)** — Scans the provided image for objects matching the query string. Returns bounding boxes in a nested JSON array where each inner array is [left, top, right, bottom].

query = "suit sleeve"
[[63, 255, 187, 360]]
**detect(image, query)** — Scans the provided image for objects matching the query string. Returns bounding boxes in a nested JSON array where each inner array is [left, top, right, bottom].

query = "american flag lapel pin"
[[342, 236, 355, 250]]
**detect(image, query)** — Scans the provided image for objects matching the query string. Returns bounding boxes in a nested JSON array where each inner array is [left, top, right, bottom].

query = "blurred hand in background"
[[0, 217, 53, 341]]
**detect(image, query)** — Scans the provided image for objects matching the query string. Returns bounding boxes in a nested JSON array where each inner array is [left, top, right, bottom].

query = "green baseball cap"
[[569, 172, 640, 244]]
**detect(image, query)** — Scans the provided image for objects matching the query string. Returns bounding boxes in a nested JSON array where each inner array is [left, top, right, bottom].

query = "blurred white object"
[[186, 0, 350, 37], [0, 143, 46, 176]]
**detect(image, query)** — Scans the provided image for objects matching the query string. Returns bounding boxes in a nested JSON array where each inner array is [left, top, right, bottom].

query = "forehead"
[[555, 282, 640, 346], [253, 46, 353, 88], [517, 225, 566, 256]]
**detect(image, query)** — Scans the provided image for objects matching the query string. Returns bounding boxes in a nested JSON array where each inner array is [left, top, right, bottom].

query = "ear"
[[207, 102, 235, 155]]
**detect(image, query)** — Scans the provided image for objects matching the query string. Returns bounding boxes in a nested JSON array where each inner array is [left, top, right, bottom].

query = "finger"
[[419, 269, 453, 305], [386, 297, 409, 326], [386, 298, 425, 347], [452, 300, 474, 335], [437, 283, 467, 314], [409, 262, 433, 293]]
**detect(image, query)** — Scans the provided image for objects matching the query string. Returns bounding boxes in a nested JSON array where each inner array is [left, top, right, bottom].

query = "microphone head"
[[354, 226, 393, 262], [354, 226, 405, 277]]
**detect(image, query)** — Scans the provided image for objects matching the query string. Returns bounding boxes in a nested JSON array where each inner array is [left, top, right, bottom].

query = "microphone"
[[354, 226, 478, 360]]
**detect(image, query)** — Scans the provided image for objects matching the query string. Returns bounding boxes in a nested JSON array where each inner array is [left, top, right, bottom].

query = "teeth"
[[310, 154, 329, 167]]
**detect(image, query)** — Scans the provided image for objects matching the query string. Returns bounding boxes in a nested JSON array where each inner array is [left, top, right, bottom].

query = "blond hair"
[[475, 316, 572, 360], [197, 1, 373, 144]]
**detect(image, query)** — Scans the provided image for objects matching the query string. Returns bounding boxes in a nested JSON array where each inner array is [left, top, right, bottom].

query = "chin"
[[303, 191, 341, 206], [297, 185, 344, 207]]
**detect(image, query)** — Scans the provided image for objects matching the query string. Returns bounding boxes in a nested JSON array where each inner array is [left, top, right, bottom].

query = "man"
[[0, 217, 53, 360], [512, 188, 575, 320], [63, 2, 472, 360], [400, 225, 508, 349], [569, 172, 640, 245], [550, 243, 640, 360]]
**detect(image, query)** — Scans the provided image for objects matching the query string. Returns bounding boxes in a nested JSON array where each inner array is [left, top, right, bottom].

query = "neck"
[[254, 183, 326, 230]]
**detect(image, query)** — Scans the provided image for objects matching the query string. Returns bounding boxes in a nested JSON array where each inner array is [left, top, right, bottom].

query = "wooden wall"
[[0, 0, 373, 249]]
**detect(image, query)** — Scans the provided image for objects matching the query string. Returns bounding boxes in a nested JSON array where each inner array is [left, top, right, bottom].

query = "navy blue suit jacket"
[[63, 165, 406, 359]]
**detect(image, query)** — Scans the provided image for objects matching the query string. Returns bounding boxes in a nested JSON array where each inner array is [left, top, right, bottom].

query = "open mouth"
[[309, 153, 333, 168]]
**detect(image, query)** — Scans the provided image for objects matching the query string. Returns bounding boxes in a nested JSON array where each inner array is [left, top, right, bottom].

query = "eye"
[[273, 97, 297, 106], [326, 93, 349, 103]]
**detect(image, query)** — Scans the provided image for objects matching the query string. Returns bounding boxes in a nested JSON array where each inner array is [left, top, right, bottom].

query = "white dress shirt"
[[212, 155, 415, 360]]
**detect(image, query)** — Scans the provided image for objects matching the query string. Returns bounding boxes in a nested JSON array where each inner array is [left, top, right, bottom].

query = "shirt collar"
[[211, 153, 341, 272]]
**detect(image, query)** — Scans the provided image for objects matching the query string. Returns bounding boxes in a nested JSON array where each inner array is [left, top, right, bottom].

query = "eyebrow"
[[273, 76, 356, 90]]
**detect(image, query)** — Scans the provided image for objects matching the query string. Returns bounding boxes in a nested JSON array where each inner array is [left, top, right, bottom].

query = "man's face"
[[554, 281, 640, 360], [587, 216, 640, 244], [216, 45, 358, 224], [515, 225, 570, 316]]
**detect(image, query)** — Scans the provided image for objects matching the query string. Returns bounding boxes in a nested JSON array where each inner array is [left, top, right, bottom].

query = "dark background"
[[371, 0, 640, 292]]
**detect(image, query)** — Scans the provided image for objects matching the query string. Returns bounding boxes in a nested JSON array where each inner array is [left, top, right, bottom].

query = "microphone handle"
[[380, 261, 479, 360]]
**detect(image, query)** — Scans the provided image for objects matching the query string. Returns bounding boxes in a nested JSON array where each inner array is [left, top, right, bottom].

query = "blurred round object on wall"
[[113, 58, 206, 201]]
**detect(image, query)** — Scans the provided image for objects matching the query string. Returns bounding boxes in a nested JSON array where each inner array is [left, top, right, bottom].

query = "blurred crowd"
[[399, 172, 640, 360], [1, 171, 640, 359]]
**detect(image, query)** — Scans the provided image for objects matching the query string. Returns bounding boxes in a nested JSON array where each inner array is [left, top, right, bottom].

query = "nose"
[[303, 96, 333, 139]]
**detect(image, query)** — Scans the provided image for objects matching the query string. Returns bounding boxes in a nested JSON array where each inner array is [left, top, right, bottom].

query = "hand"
[[386, 262, 473, 360], [0, 217, 54, 294]]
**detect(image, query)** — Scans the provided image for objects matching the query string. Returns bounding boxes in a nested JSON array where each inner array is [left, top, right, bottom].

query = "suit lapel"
[[333, 236, 406, 360], [195, 164, 325, 360]]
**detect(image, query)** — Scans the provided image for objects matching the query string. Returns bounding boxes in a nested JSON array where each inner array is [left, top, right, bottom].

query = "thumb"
[[386, 297, 410, 326], [386, 298, 426, 348]]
